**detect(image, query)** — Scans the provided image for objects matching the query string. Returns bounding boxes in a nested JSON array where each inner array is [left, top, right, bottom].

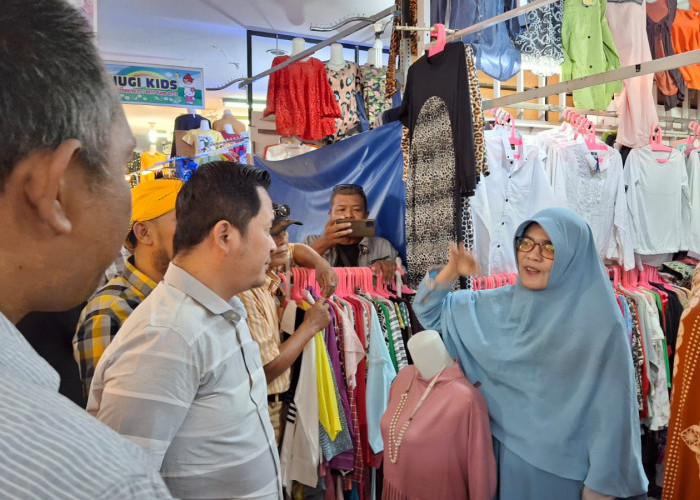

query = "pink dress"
[[606, 2, 659, 148], [380, 364, 496, 500]]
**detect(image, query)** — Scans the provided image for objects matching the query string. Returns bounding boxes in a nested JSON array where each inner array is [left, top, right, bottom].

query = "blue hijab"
[[432, 208, 646, 496]]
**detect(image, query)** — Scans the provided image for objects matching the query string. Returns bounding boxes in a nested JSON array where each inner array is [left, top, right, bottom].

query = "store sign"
[[105, 62, 205, 108]]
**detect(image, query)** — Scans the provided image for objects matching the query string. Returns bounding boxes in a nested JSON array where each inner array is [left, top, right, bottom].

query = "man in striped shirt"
[[0, 0, 172, 497], [89, 162, 284, 499], [73, 179, 182, 396], [238, 203, 335, 446]]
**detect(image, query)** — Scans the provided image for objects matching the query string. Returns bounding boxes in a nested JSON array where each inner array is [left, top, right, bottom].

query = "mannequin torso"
[[326, 43, 346, 70], [406, 330, 454, 379], [292, 37, 310, 61]]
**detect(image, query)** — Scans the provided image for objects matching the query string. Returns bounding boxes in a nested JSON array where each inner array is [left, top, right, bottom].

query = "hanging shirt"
[[326, 61, 363, 142], [181, 128, 225, 156], [264, 56, 341, 141], [513, 0, 565, 77], [671, 1, 700, 90], [360, 65, 399, 129], [624, 146, 691, 254], [365, 304, 396, 454], [472, 131, 557, 275], [606, 1, 660, 148], [279, 334, 320, 491], [431, 0, 525, 81], [647, 0, 687, 110], [397, 41, 477, 195], [687, 149, 700, 253], [561, 0, 622, 111], [540, 138, 636, 270]]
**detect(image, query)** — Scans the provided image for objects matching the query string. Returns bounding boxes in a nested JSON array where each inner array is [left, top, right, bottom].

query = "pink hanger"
[[428, 23, 446, 57], [509, 118, 523, 160], [584, 123, 606, 152], [649, 124, 673, 164], [686, 121, 700, 156]]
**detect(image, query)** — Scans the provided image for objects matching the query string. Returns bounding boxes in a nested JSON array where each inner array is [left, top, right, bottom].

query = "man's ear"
[[22, 139, 82, 235], [212, 219, 240, 254], [132, 221, 152, 246]]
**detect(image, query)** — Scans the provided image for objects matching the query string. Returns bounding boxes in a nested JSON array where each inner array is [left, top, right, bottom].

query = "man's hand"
[[322, 219, 353, 245], [299, 298, 331, 335], [371, 259, 398, 284], [315, 262, 338, 297]]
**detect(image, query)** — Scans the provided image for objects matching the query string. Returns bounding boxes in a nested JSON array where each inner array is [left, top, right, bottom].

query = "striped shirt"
[[237, 271, 291, 395], [0, 311, 172, 499], [88, 263, 283, 500], [73, 256, 157, 396]]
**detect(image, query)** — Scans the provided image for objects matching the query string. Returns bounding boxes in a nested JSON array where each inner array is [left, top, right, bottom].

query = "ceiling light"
[[267, 35, 286, 56]]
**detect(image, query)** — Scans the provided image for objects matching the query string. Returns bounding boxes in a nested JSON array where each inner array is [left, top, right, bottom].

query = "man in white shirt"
[[88, 162, 283, 499], [0, 0, 172, 498]]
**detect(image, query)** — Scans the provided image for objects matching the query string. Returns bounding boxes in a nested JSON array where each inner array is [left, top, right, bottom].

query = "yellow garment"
[[314, 333, 341, 441], [139, 151, 166, 182], [300, 300, 341, 440], [130, 179, 183, 224], [182, 129, 225, 156]]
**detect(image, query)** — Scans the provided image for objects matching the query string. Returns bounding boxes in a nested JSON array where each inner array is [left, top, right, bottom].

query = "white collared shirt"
[[88, 263, 282, 500], [472, 132, 558, 275]]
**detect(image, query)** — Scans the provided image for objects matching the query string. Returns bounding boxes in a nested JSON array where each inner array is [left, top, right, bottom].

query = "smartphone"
[[339, 219, 375, 237]]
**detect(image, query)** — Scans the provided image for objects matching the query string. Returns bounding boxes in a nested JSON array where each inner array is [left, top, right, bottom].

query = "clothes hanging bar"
[[484, 49, 700, 109], [206, 5, 397, 91], [428, 0, 560, 46]]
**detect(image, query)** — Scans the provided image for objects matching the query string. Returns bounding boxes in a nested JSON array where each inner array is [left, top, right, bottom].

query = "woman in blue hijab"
[[413, 208, 647, 499]]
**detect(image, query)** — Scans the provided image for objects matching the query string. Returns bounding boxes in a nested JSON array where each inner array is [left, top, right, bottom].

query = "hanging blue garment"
[[431, 0, 526, 81], [254, 121, 406, 260]]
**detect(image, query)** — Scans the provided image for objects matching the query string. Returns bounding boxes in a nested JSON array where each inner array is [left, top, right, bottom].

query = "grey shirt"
[[88, 263, 282, 500], [0, 311, 172, 499], [303, 234, 400, 268]]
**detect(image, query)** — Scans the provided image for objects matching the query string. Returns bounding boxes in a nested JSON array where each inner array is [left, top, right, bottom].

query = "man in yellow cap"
[[73, 178, 182, 397]]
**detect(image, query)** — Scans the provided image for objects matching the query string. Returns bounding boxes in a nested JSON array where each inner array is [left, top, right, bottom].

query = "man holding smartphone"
[[304, 184, 399, 282]]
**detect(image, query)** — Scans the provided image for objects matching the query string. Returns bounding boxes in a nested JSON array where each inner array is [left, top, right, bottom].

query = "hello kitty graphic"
[[184, 86, 196, 104]]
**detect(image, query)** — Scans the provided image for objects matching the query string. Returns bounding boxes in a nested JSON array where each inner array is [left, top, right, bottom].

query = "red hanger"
[[428, 23, 446, 57]]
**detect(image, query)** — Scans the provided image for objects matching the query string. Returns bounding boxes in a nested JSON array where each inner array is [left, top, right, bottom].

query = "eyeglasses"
[[515, 236, 555, 259], [273, 204, 290, 218], [332, 183, 365, 194]]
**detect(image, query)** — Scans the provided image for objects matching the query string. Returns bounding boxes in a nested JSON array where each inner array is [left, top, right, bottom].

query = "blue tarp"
[[254, 121, 406, 260]]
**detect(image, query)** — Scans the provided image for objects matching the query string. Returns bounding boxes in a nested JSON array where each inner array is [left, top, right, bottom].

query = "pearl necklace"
[[387, 367, 445, 464]]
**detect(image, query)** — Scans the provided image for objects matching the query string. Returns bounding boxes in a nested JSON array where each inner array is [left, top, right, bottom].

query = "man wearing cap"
[[238, 203, 336, 445], [73, 178, 182, 396]]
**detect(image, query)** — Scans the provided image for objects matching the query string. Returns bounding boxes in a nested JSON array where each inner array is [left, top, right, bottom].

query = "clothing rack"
[[125, 137, 248, 180], [423, 0, 560, 47], [484, 49, 700, 109], [206, 5, 397, 91]]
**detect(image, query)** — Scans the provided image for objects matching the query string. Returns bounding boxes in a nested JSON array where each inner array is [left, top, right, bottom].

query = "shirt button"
[[589, 65, 593, 69], [587, 35, 591, 39], [505, 199, 509, 202], [497, 245, 501, 248]]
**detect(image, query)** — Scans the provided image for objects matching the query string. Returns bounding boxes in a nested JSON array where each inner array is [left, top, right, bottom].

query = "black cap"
[[271, 203, 302, 236]]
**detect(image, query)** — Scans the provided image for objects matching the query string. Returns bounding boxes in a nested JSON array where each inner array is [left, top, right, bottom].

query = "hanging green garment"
[[561, 0, 622, 110]]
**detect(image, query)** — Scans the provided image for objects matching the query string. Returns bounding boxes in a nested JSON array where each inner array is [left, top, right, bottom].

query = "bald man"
[[73, 179, 182, 396]]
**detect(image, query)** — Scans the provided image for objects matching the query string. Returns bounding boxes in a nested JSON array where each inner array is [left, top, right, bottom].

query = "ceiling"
[[95, 0, 397, 148]]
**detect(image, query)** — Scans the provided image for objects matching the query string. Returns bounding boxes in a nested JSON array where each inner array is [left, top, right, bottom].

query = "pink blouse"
[[380, 364, 496, 500]]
